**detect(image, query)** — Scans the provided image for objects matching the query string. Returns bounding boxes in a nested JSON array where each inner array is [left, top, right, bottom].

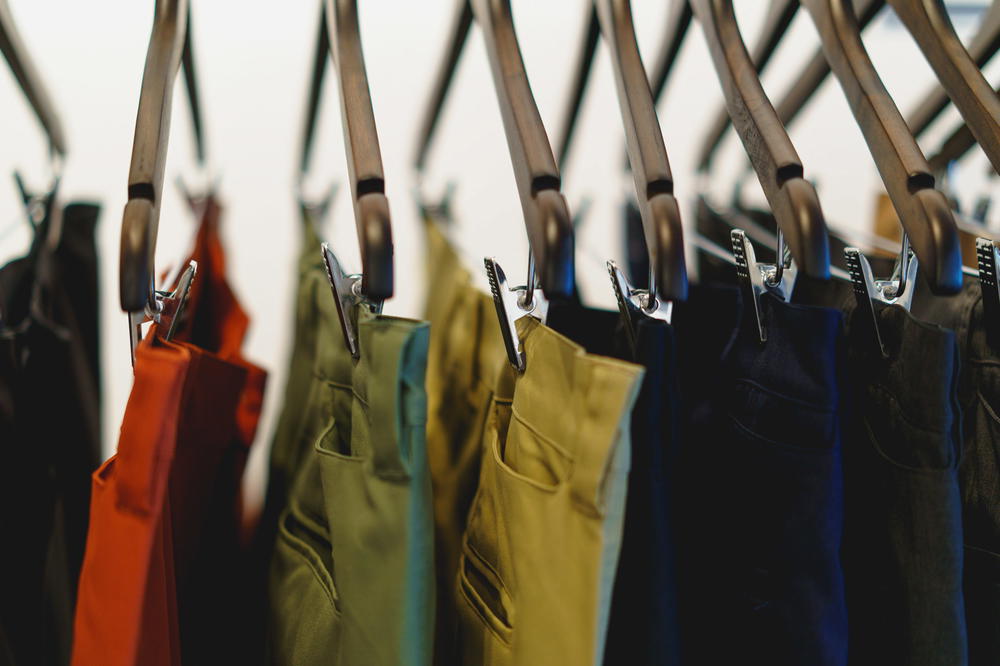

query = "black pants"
[[914, 277, 998, 666], [0, 202, 103, 666]]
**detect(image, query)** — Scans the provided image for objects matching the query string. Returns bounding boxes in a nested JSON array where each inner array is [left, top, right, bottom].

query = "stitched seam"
[[733, 378, 836, 412], [727, 414, 836, 455], [868, 383, 950, 435], [509, 407, 574, 461]]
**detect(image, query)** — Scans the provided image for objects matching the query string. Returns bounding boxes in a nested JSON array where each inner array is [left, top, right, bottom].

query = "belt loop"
[[569, 361, 643, 516], [363, 319, 430, 481]]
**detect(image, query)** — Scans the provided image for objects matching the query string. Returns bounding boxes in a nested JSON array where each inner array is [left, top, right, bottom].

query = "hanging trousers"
[[912, 276, 996, 665], [454, 315, 643, 665], [422, 216, 505, 665], [670, 287, 850, 666], [72, 199, 266, 666], [0, 202, 102, 666], [265, 229, 435, 665]]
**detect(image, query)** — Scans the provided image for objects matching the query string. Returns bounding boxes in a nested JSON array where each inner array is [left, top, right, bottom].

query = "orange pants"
[[72, 198, 266, 666]]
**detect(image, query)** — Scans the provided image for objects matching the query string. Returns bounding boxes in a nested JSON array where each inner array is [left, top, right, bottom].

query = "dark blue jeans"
[[674, 288, 849, 666]]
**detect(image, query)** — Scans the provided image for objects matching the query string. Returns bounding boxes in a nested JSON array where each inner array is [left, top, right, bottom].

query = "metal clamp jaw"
[[127, 260, 198, 366], [731, 229, 797, 342], [321, 242, 383, 360], [485, 257, 549, 373], [845, 238, 919, 358], [607, 260, 673, 358], [977, 237, 1000, 351]]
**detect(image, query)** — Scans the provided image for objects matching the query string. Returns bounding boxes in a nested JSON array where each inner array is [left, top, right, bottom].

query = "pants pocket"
[[267, 509, 342, 665], [456, 546, 513, 645]]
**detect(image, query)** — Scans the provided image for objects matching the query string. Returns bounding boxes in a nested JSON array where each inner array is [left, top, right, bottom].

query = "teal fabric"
[[266, 233, 434, 666]]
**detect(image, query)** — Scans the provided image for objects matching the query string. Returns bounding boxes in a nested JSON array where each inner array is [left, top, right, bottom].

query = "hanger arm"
[[470, 0, 575, 298], [696, 0, 799, 169], [413, 0, 473, 174], [326, 0, 393, 300], [555, 5, 599, 171], [597, 0, 687, 300], [120, 0, 189, 312], [0, 0, 66, 157], [887, 0, 1000, 173], [690, 0, 831, 278], [800, 0, 961, 294]]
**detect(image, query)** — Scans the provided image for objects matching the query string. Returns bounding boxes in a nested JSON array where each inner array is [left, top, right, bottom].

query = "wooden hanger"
[[694, 0, 800, 170], [298, 0, 394, 302], [693, 0, 833, 280], [120, 0, 198, 313], [799, 0, 962, 294], [413, 0, 575, 299], [554, 1, 688, 305], [641, 1, 832, 281], [908, 0, 1000, 139], [0, 0, 67, 159]]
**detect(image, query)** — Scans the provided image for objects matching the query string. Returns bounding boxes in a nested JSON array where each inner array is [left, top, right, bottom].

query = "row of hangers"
[[3, 0, 998, 370]]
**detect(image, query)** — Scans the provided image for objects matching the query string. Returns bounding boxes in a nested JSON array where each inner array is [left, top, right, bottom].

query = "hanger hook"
[[520, 253, 536, 310]]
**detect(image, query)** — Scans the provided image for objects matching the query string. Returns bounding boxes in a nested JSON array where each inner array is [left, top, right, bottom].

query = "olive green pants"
[[455, 316, 643, 665], [266, 226, 434, 666], [423, 217, 506, 663]]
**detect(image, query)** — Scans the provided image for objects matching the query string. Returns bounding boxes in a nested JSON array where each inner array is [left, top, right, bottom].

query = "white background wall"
[[2, 0, 996, 509]]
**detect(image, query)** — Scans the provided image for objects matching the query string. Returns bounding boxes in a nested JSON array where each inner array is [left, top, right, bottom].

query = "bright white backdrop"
[[1, 1, 994, 509]]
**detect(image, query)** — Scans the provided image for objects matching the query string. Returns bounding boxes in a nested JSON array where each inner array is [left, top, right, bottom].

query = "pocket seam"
[[276, 511, 341, 614], [457, 552, 513, 645]]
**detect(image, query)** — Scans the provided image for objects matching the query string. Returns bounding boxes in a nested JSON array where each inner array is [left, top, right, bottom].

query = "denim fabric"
[[913, 278, 1000, 666], [843, 303, 967, 666], [673, 287, 849, 666], [547, 302, 683, 665]]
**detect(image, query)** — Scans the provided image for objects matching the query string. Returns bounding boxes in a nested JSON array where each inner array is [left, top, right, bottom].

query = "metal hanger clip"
[[321, 242, 383, 361], [128, 260, 198, 365], [732, 228, 797, 343], [844, 235, 919, 358], [607, 260, 673, 357], [976, 237, 1000, 351], [485, 257, 549, 373]]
